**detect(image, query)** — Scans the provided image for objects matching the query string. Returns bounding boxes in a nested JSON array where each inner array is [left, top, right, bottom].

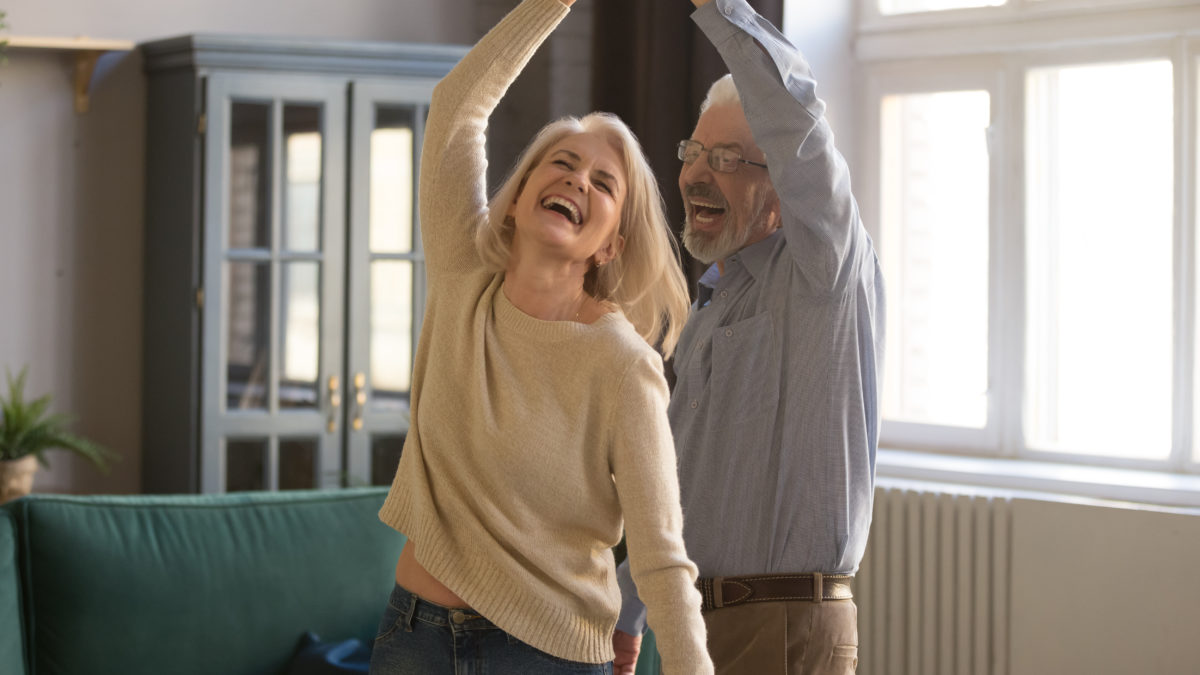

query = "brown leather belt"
[[697, 573, 854, 611]]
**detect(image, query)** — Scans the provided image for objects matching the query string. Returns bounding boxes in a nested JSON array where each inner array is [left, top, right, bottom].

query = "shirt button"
[[719, 290, 728, 299], [690, 400, 699, 409], [725, 328, 734, 337], [451, 611, 466, 625]]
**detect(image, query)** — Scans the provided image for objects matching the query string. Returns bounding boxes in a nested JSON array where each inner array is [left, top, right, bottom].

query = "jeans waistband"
[[388, 582, 498, 632]]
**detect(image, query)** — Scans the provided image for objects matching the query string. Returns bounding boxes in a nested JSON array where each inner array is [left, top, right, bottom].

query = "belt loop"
[[402, 592, 419, 632], [712, 577, 725, 609], [812, 572, 823, 604]]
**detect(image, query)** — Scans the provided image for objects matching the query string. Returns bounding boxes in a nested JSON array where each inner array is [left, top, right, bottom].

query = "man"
[[613, 0, 885, 673]]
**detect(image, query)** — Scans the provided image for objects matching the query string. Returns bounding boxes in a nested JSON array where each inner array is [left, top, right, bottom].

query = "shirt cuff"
[[692, 0, 745, 45], [615, 559, 649, 635]]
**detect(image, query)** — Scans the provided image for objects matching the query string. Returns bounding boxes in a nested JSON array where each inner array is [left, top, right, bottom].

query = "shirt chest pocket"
[[705, 312, 780, 425]]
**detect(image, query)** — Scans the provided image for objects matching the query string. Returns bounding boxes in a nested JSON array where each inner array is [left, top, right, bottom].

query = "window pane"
[[370, 107, 416, 254], [283, 104, 322, 253], [226, 439, 266, 492], [229, 102, 271, 250], [879, 0, 1003, 16], [371, 261, 415, 398], [880, 90, 990, 429], [225, 261, 271, 411], [1026, 60, 1173, 458], [279, 438, 317, 490], [280, 262, 320, 409], [371, 435, 406, 486]]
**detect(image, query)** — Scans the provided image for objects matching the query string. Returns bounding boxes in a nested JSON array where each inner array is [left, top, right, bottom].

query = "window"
[[854, 0, 1200, 479]]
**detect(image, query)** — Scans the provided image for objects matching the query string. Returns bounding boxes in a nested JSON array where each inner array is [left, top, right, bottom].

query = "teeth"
[[689, 199, 724, 210], [542, 196, 581, 224]]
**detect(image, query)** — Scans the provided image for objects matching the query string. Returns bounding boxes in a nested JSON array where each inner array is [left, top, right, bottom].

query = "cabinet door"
[[344, 80, 435, 487], [201, 73, 348, 493]]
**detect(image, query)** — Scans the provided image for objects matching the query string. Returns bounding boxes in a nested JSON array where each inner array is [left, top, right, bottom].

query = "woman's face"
[[509, 131, 627, 267]]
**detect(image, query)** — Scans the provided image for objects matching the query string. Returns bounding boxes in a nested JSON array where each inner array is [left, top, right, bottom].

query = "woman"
[[368, 0, 713, 674]]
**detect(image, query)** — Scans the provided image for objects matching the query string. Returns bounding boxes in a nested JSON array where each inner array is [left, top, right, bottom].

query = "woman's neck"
[[502, 261, 589, 322]]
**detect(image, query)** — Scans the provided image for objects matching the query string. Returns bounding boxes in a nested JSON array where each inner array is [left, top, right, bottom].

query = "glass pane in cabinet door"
[[279, 438, 317, 490], [283, 105, 322, 253], [227, 439, 267, 492], [371, 435, 406, 486], [229, 102, 272, 250], [225, 262, 271, 411], [371, 261, 414, 403], [369, 107, 416, 254], [280, 262, 320, 409]]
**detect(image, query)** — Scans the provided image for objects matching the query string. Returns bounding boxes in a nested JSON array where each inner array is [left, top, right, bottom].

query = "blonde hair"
[[475, 113, 690, 357]]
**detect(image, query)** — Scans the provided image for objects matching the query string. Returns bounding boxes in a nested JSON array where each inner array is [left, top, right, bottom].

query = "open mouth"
[[689, 198, 726, 224], [541, 196, 581, 225]]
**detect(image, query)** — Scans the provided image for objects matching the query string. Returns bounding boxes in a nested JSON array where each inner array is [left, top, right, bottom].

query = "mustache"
[[684, 184, 728, 209]]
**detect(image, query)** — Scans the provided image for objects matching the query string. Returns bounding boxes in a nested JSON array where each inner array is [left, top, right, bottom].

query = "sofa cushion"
[[0, 510, 27, 675], [5, 487, 402, 675]]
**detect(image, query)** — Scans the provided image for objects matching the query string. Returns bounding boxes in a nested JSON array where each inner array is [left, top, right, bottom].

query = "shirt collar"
[[737, 230, 781, 282]]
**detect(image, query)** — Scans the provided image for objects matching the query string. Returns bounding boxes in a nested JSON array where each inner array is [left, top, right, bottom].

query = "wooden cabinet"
[[140, 35, 465, 493]]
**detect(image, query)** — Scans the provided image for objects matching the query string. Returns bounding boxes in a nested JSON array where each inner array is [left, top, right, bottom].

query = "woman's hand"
[[691, 0, 714, 7], [560, 0, 576, 7]]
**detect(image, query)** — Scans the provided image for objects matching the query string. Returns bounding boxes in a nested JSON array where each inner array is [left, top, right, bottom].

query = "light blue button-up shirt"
[[617, 0, 885, 635]]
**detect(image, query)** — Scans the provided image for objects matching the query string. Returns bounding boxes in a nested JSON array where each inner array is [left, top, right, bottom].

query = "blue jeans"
[[369, 583, 613, 675]]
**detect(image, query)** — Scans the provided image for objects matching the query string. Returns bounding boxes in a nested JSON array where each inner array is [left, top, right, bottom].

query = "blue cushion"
[[286, 631, 371, 674]]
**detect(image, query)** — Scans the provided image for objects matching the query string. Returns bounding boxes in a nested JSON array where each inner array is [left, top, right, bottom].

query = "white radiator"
[[857, 487, 1012, 675]]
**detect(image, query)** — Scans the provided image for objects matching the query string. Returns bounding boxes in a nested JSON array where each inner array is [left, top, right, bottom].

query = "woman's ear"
[[595, 234, 626, 266]]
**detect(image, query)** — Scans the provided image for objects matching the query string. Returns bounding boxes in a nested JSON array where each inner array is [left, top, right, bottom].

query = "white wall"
[[782, 0, 859, 178], [1010, 498, 1200, 674], [0, 0, 474, 494]]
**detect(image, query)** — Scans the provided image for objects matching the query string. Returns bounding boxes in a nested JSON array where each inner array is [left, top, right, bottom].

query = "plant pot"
[[0, 455, 39, 504]]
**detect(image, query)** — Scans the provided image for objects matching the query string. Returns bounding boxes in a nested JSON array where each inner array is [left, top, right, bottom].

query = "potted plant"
[[0, 368, 118, 503], [1, 10, 8, 64]]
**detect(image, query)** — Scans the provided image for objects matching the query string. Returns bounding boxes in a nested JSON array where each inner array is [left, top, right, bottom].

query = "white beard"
[[681, 185, 772, 264]]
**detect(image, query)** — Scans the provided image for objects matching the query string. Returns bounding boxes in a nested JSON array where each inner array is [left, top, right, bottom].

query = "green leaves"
[[0, 367, 119, 472], [0, 11, 8, 63]]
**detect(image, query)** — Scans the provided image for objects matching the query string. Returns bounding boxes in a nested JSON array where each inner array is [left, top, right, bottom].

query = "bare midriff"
[[395, 541, 470, 608]]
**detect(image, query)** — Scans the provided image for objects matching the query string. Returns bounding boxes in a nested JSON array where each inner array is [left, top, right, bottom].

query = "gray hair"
[[699, 74, 741, 115]]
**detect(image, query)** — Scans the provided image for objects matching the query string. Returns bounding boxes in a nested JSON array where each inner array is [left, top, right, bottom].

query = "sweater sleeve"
[[418, 0, 568, 279], [609, 353, 713, 675]]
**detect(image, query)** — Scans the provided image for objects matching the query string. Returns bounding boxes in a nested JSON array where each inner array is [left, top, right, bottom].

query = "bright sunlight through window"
[[879, 0, 1004, 16], [880, 90, 991, 429], [1025, 60, 1173, 459]]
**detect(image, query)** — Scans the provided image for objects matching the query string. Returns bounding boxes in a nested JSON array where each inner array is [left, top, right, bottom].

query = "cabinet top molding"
[[141, 34, 470, 78], [7, 35, 137, 51]]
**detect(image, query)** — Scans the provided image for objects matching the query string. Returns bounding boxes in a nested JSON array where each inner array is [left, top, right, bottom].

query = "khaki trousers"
[[703, 598, 859, 675]]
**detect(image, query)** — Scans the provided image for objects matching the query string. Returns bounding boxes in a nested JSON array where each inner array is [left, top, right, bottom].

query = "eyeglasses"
[[677, 140, 768, 173]]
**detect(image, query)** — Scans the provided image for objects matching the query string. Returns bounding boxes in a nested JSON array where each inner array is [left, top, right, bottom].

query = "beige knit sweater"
[[377, 0, 711, 672]]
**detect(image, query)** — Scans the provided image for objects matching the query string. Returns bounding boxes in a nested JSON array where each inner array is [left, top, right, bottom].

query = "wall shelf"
[[5, 35, 137, 113]]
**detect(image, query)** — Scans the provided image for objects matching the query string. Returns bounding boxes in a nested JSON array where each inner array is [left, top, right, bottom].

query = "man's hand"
[[612, 629, 643, 675], [691, 0, 715, 7]]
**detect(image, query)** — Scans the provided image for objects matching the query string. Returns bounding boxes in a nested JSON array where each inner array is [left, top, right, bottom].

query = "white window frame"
[[853, 0, 1200, 503]]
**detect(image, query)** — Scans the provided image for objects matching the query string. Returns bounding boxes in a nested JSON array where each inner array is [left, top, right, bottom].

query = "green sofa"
[[0, 487, 665, 675], [0, 488, 403, 675]]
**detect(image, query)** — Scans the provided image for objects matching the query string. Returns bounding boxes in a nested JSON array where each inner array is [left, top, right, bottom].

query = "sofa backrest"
[[0, 509, 27, 675], [3, 487, 403, 675]]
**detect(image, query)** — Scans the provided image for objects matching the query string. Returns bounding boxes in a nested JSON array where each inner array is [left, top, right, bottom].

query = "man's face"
[[678, 102, 777, 264]]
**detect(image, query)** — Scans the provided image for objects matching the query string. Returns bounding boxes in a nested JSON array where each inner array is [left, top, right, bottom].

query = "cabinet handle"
[[352, 372, 366, 431], [327, 375, 340, 433]]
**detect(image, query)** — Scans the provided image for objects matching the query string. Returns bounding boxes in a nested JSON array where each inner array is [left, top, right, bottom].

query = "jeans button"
[[451, 610, 466, 625]]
